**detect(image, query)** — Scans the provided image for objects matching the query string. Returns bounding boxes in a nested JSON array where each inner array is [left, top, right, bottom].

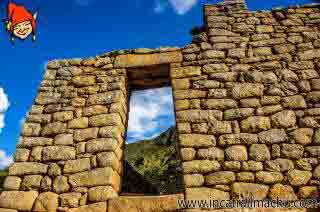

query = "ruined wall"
[[1, 0, 320, 211], [179, 0, 320, 204]]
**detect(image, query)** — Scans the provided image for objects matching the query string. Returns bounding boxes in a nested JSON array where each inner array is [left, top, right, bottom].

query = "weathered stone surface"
[[74, 128, 99, 142], [69, 167, 115, 187], [97, 152, 120, 169], [232, 83, 264, 99], [203, 64, 228, 73], [241, 116, 271, 133], [108, 194, 182, 212], [282, 95, 307, 109], [54, 134, 73, 145], [197, 147, 224, 161], [259, 129, 288, 144], [182, 160, 221, 174], [224, 108, 254, 120], [184, 174, 204, 187], [180, 134, 215, 148], [114, 52, 182, 68], [236, 172, 255, 183], [225, 145, 248, 161], [176, 110, 223, 123], [218, 134, 258, 146], [186, 187, 229, 201], [288, 170, 312, 186], [53, 176, 70, 193], [256, 171, 283, 184], [271, 110, 296, 128], [43, 146, 76, 161], [3, 177, 21, 191], [242, 161, 263, 172], [21, 175, 42, 191], [21, 123, 41, 136], [281, 144, 304, 159], [68, 202, 107, 212], [0, 191, 38, 211], [41, 122, 67, 136], [86, 138, 118, 153], [88, 186, 117, 202], [180, 148, 196, 161], [203, 99, 237, 110], [60, 192, 82, 208], [205, 171, 235, 185], [9, 163, 47, 176], [298, 186, 319, 199], [68, 117, 89, 129], [33, 192, 59, 212], [249, 144, 270, 161], [269, 184, 297, 200], [232, 183, 269, 199], [290, 128, 313, 145], [171, 66, 201, 78], [89, 113, 122, 127], [64, 158, 91, 174]]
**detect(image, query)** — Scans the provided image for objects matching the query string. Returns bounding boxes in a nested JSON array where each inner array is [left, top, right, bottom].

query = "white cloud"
[[0, 150, 13, 169], [168, 0, 198, 15], [126, 87, 175, 143], [0, 88, 10, 134]]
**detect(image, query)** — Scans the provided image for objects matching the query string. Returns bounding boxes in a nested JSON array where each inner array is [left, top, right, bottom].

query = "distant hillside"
[[123, 126, 183, 195]]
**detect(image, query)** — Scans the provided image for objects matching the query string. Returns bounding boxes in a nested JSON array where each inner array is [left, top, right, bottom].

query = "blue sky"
[[0, 0, 315, 168]]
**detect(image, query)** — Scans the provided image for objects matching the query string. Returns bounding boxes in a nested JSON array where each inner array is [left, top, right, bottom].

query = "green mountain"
[[122, 126, 183, 195]]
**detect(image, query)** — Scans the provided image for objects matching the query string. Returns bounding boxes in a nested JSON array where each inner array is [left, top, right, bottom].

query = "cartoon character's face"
[[13, 20, 33, 39]]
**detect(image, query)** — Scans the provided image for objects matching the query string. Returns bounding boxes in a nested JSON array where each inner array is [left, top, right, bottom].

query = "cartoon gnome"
[[5, 2, 37, 42]]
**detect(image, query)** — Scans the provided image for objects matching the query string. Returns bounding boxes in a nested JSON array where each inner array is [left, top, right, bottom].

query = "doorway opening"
[[121, 65, 183, 195]]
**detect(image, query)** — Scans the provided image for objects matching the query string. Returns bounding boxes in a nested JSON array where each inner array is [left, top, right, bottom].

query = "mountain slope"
[[123, 126, 183, 195]]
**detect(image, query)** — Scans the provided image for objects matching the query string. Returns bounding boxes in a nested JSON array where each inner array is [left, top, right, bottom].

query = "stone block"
[[281, 144, 304, 159], [185, 187, 229, 201], [21, 123, 41, 137], [171, 66, 201, 78], [290, 128, 313, 145], [180, 134, 215, 148], [74, 128, 99, 142], [197, 147, 224, 161], [53, 111, 74, 122], [69, 167, 115, 187], [86, 138, 118, 153], [203, 99, 238, 110], [33, 192, 59, 212], [88, 186, 117, 202], [3, 177, 21, 191], [83, 105, 109, 116], [256, 171, 283, 184], [182, 160, 221, 174], [88, 114, 122, 127], [0, 191, 38, 211], [205, 171, 236, 185], [60, 192, 82, 208], [9, 162, 47, 176], [41, 122, 67, 136], [269, 184, 297, 200], [43, 146, 76, 161], [288, 170, 312, 186], [53, 176, 70, 193], [232, 83, 264, 99], [64, 158, 91, 174], [225, 145, 247, 161], [231, 183, 269, 199], [68, 117, 89, 129], [183, 174, 204, 187], [54, 134, 73, 145], [249, 144, 270, 161], [259, 129, 288, 144], [21, 175, 42, 191], [241, 116, 271, 133], [97, 152, 120, 170]]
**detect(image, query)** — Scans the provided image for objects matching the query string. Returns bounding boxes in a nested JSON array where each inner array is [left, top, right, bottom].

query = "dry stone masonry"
[[1, 0, 320, 211]]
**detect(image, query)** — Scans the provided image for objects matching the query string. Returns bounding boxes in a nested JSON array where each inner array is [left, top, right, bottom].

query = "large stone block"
[[3, 177, 21, 191], [232, 83, 264, 99], [197, 147, 224, 161], [171, 66, 201, 78], [225, 145, 248, 161], [33, 192, 59, 212], [182, 160, 221, 174], [86, 138, 118, 153], [87, 91, 123, 105], [269, 184, 297, 200], [60, 192, 82, 208], [72, 76, 96, 87], [249, 144, 270, 161], [288, 170, 312, 186], [180, 134, 216, 148], [259, 129, 288, 144], [69, 167, 115, 187], [184, 174, 204, 187], [64, 158, 91, 174], [21, 175, 42, 191], [185, 187, 230, 201], [74, 128, 99, 142], [21, 123, 41, 137], [41, 122, 67, 136], [271, 110, 296, 128], [231, 183, 269, 199], [0, 191, 38, 211], [9, 162, 48, 176], [97, 152, 120, 169], [241, 116, 271, 133], [256, 171, 283, 184], [205, 171, 236, 185], [176, 110, 222, 123], [203, 99, 238, 110], [53, 176, 70, 193], [114, 52, 182, 68], [68, 202, 107, 212], [88, 186, 117, 202], [88, 114, 122, 127], [43, 146, 76, 161]]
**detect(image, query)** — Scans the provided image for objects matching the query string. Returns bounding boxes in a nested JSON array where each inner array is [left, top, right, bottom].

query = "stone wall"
[[180, 0, 320, 205], [0, 0, 320, 211]]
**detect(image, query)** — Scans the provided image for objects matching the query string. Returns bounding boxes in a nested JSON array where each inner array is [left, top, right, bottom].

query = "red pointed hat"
[[7, 3, 36, 33]]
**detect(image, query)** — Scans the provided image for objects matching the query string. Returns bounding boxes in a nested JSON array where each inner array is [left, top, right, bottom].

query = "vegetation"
[[123, 126, 183, 195]]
